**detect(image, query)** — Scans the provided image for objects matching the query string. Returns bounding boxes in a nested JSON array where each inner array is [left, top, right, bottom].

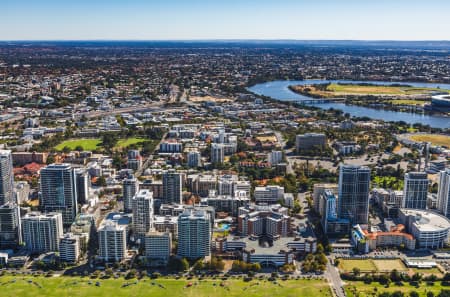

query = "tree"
[[409, 292, 419, 297], [390, 269, 401, 282], [105, 268, 113, 278], [46, 154, 55, 165], [96, 176, 107, 187], [193, 259, 204, 271], [316, 243, 324, 254], [180, 258, 189, 271], [352, 267, 361, 277]]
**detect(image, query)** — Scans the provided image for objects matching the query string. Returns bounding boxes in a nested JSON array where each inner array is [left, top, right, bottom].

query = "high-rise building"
[[40, 164, 78, 226], [98, 221, 127, 262], [22, 212, 63, 254], [177, 209, 211, 259], [59, 233, 80, 263], [123, 177, 139, 213], [211, 143, 224, 164], [187, 150, 201, 168], [75, 168, 89, 205], [0, 150, 15, 205], [162, 169, 182, 204], [403, 172, 429, 210], [0, 203, 22, 248], [268, 151, 283, 165], [144, 231, 171, 262], [337, 164, 371, 224], [438, 169, 450, 218], [132, 189, 154, 243]]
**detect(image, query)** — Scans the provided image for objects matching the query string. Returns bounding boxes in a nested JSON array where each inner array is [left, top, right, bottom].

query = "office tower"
[[132, 189, 154, 243], [295, 133, 326, 152], [403, 172, 429, 209], [177, 209, 211, 259], [268, 151, 283, 165], [211, 143, 224, 164], [438, 169, 450, 218], [0, 150, 15, 205], [40, 163, 78, 226], [162, 169, 182, 204], [75, 168, 89, 205], [144, 231, 171, 262], [122, 177, 139, 213], [22, 212, 63, 254], [187, 150, 201, 168], [98, 221, 127, 262], [0, 203, 22, 248], [337, 164, 371, 224], [59, 233, 80, 263]]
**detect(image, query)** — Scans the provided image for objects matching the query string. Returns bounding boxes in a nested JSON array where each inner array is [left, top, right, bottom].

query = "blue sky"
[[1, 0, 450, 40]]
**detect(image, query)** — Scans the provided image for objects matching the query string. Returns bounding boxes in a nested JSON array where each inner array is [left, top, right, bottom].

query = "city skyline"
[[2, 0, 450, 41]]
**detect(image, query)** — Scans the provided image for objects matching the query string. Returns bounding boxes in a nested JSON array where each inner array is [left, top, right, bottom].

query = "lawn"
[[116, 137, 146, 149], [338, 259, 377, 273], [55, 137, 148, 151], [412, 267, 443, 277], [328, 84, 447, 96], [54, 138, 101, 151], [345, 280, 449, 297], [290, 83, 449, 98], [388, 99, 427, 106], [0, 275, 332, 297], [338, 259, 408, 273], [409, 134, 450, 148], [373, 259, 408, 272]]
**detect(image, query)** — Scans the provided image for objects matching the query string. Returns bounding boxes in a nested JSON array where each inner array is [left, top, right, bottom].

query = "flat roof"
[[401, 209, 450, 232]]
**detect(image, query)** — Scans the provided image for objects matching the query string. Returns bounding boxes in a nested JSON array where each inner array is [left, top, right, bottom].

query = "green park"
[[0, 275, 332, 297]]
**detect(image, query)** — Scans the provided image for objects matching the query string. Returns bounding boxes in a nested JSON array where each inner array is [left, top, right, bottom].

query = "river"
[[247, 80, 450, 128]]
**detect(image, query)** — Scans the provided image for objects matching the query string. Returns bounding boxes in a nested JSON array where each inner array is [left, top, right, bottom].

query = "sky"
[[1, 0, 450, 41]]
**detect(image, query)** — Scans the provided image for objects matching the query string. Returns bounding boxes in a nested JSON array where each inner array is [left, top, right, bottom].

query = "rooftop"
[[401, 209, 450, 232]]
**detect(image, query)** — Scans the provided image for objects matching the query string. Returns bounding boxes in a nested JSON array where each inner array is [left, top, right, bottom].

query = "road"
[[325, 260, 346, 297], [274, 130, 294, 175], [134, 132, 167, 178]]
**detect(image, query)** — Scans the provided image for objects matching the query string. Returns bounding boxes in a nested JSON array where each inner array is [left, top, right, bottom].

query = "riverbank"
[[247, 80, 450, 128], [288, 83, 450, 116]]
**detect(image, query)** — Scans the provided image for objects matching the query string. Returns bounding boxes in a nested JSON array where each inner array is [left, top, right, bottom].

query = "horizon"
[[2, 0, 450, 41]]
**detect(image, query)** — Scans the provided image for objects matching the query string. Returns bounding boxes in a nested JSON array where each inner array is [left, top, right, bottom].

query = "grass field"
[[373, 259, 408, 272], [388, 99, 427, 106], [116, 137, 146, 148], [408, 134, 450, 148], [338, 259, 377, 273], [54, 138, 101, 151], [55, 137, 148, 151], [345, 281, 448, 297], [338, 259, 408, 273], [291, 83, 449, 98], [0, 275, 332, 297], [412, 267, 443, 277]]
